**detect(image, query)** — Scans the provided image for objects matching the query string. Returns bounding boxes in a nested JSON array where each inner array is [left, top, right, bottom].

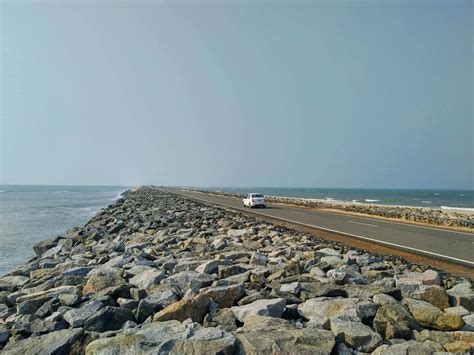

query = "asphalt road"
[[161, 188, 474, 267]]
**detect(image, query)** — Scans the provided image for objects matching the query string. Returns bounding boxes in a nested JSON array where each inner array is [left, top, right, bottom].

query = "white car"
[[243, 193, 266, 208]]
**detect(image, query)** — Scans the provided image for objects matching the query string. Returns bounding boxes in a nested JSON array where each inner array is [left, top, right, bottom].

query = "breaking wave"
[[441, 206, 474, 212]]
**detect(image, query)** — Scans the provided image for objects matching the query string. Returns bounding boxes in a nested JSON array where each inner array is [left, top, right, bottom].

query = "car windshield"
[[252, 194, 264, 198]]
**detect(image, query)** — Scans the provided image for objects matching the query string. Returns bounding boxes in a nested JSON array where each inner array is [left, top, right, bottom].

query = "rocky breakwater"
[[0, 187, 473, 354], [192, 190, 474, 229]]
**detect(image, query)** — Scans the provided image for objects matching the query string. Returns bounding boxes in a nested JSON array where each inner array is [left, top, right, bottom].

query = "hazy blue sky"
[[1, 0, 472, 189]]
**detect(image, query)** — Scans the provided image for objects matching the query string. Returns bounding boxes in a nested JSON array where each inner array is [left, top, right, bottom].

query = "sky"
[[0, 0, 472, 189]]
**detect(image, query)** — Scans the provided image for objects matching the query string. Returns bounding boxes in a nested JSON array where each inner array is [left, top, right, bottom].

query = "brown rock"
[[153, 293, 211, 323], [419, 285, 450, 310]]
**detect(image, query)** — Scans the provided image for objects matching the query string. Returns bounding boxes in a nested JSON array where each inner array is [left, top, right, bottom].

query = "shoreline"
[[189, 189, 474, 231], [0, 187, 473, 354]]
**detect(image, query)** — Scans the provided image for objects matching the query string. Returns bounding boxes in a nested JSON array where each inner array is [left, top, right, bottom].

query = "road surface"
[[161, 188, 474, 267]]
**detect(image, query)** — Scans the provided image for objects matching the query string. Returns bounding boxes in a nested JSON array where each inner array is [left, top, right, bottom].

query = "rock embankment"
[[193, 189, 474, 229], [0, 187, 473, 354]]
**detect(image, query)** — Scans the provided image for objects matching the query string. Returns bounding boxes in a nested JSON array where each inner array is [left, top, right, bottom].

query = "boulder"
[[280, 282, 300, 294], [230, 298, 286, 322], [249, 253, 267, 266], [447, 282, 474, 311], [444, 306, 469, 317], [0, 324, 10, 345], [33, 236, 63, 256], [195, 260, 220, 274], [299, 282, 346, 300], [15, 286, 80, 304], [406, 298, 465, 331], [161, 271, 212, 293], [201, 283, 245, 308], [11, 317, 66, 336], [212, 308, 237, 331], [63, 300, 103, 327], [17, 296, 52, 315], [83, 306, 135, 332], [85, 320, 235, 354], [153, 293, 211, 323], [461, 313, 474, 331], [129, 269, 165, 290], [344, 284, 401, 300], [418, 285, 450, 309], [2, 328, 83, 355], [377, 339, 448, 354], [83, 274, 125, 294], [297, 297, 376, 327], [1, 276, 29, 288], [234, 316, 335, 354], [330, 314, 383, 352], [373, 300, 420, 339]]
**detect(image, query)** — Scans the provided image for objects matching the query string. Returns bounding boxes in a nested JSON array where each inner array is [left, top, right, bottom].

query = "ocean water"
[[201, 187, 474, 210], [0, 185, 127, 276]]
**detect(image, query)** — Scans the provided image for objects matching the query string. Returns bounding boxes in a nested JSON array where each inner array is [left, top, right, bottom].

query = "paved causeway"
[[162, 188, 474, 267]]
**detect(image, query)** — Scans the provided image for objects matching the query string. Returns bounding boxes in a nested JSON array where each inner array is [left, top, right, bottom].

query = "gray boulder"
[[83, 306, 135, 332], [2, 328, 83, 355], [447, 282, 474, 311], [33, 236, 63, 256], [297, 297, 375, 327], [234, 315, 335, 354], [161, 271, 212, 293], [85, 320, 235, 354], [63, 300, 103, 327], [330, 314, 383, 352], [129, 269, 165, 290], [376, 339, 446, 354], [230, 298, 286, 322]]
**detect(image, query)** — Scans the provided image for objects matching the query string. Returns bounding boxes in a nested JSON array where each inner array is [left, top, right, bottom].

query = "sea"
[[0, 185, 127, 276], [200, 187, 474, 211]]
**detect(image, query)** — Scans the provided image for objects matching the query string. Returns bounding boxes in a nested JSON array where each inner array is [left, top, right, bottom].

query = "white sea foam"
[[0, 190, 5, 193], [352, 200, 359, 203], [441, 206, 474, 212], [421, 201, 431, 204], [365, 199, 380, 202], [459, 194, 465, 197], [434, 193, 440, 196], [54, 190, 69, 193]]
